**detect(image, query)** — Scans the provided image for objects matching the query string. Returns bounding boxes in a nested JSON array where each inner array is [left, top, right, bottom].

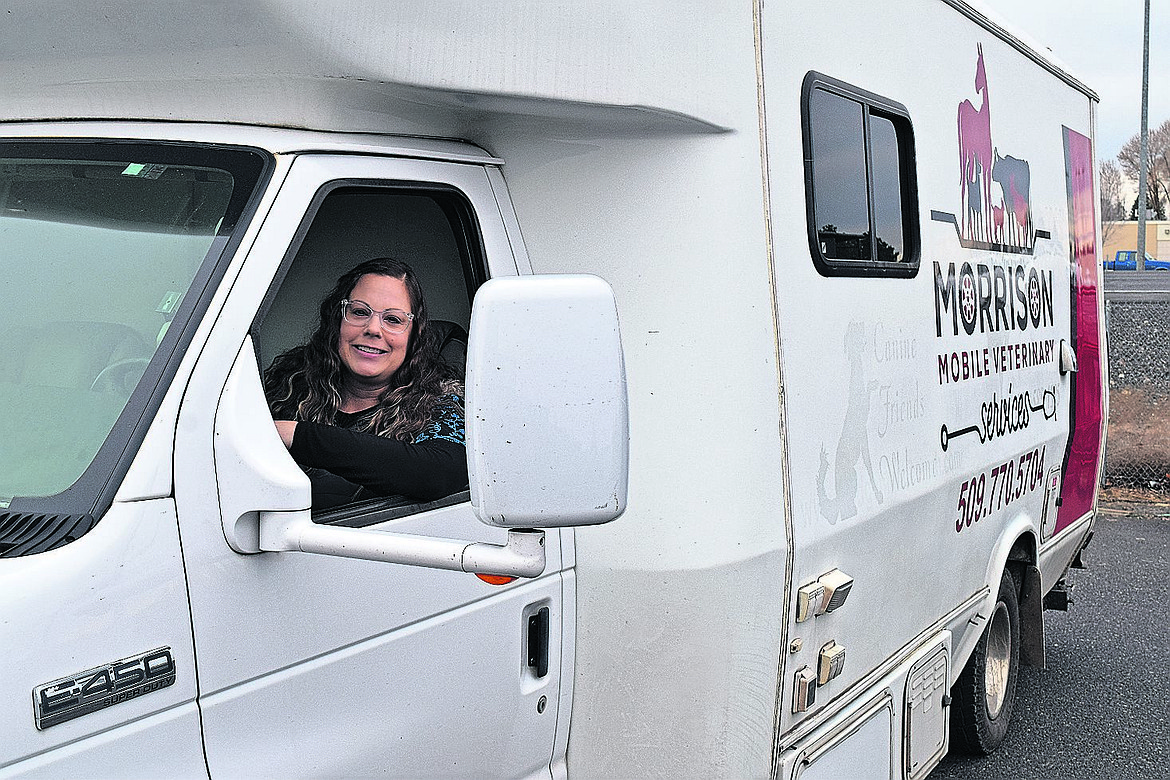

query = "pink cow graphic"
[[992, 150, 1031, 247], [958, 44, 993, 244]]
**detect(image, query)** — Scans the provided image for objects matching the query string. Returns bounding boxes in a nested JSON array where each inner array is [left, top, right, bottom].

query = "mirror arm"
[[259, 511, 546, 578]]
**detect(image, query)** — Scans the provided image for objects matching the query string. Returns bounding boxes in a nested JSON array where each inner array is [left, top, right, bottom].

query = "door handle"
[[527, 606, 550, 678], [1059, 339, 1078, 375]]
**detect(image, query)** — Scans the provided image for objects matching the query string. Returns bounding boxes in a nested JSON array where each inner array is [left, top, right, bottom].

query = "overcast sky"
[[974, 0, 1167, 163]]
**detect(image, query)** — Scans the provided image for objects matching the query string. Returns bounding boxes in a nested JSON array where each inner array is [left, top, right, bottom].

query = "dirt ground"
[[1098, 485, 1170, 512], [1103, 386, 1170, 492]]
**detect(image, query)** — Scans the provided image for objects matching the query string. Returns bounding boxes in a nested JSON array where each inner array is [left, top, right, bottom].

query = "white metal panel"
[[777, 633, 951, 780], [0, 0, 734, 134], [0, 500, 201, 775], [792, 707, 891, 780], [197, 579, 562, 779], [904, 646, 950, 779], [177, 153, 533, 685], [1, 705, 206, 780], [467, 5, 789, 775], [112, 378, 184, 503]]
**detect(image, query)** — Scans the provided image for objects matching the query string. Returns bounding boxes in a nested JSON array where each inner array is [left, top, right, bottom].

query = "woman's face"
[[337, 273, 413, 390]]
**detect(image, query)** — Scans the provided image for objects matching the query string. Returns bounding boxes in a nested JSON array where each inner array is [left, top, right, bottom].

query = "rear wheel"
[[950, 569, 1020, 755]]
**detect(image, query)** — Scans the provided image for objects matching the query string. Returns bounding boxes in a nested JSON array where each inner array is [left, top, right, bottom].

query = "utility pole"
[[1137, 0, 1151, 270]]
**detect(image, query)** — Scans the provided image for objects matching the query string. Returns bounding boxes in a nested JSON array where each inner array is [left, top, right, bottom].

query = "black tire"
[[950, 568, 1020, 755]]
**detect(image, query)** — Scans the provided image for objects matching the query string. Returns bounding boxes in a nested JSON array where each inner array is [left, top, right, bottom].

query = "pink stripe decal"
[[1056, 127, 1103, 532]]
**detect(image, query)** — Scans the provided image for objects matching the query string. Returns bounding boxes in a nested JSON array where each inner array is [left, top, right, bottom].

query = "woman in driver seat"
[[264, 258, 467, 510]]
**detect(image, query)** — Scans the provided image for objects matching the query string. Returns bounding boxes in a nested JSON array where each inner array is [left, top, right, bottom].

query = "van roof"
[[957, 0, 1099, 101], [0, 121, 501, 163], [0, 0, 1095, 139], [0, 1, 733, 137]]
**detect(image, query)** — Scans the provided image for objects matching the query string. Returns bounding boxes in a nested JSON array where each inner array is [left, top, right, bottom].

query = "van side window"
[[255, 184, 485, 524], [802, 72, 920, 277]]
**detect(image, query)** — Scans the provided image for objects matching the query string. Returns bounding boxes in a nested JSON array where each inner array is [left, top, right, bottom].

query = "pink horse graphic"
[[958, 44, 993, 244]]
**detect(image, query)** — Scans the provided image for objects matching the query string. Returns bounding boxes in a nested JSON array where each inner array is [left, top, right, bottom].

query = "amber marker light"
[[476, 573, 517, 586]]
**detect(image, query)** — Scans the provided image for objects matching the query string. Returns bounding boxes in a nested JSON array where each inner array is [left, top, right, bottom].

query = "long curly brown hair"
[[264, 258, 462, 441]]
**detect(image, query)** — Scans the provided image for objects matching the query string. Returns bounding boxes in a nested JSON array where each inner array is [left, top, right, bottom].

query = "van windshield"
[[0, 142, 267, 512]]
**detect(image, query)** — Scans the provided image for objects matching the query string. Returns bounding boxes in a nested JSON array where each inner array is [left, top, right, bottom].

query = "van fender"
[[995, 516, 1045, 667], [954, 515, 1040, 674]]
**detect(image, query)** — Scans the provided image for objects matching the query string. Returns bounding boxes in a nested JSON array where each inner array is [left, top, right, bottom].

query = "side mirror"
[[466, 275, 629, 528]]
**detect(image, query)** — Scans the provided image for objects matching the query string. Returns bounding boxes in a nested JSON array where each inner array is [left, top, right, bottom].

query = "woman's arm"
[[275, 420, 297, 448], [288, 422, 468, 501]]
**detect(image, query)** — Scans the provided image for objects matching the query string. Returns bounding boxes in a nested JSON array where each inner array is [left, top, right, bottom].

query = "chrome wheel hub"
[[984, 602, 1012, 719]]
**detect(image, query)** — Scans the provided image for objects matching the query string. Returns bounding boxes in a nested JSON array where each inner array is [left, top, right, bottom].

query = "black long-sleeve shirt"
[[289, 395, 468, 507]]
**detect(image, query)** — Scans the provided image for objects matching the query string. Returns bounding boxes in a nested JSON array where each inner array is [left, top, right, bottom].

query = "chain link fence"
[[1104, 298, 1170, 491]]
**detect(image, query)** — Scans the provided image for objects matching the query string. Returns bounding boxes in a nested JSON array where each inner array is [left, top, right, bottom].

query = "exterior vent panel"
[[0, 513, 97, 557]]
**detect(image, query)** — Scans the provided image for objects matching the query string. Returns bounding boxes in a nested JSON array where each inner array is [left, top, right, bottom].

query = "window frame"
[[249, 177, 489, 524], [801, 71, 921, 278], [0, 139, 273, 557]]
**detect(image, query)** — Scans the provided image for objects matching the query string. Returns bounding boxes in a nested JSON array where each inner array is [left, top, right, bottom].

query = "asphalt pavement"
[[930, 502, 1170, 779], [1102, 270, 1170, 300]]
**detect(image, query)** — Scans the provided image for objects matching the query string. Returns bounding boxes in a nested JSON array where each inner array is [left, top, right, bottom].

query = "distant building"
[[1103, 220, 1170, 263]]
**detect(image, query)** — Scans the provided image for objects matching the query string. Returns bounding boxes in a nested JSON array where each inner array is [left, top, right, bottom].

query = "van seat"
[[430, 319, 467, 377], [16, 322, 151, 389]]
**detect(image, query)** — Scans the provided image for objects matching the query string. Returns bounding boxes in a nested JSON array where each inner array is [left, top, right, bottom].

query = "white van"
[[0, 1, 1104, 778]]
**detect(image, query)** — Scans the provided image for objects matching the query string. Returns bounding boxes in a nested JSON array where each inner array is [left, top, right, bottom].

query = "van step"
[[1043, 579, 1074, 611]]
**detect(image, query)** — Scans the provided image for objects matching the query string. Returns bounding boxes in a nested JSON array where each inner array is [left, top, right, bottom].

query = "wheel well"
[[1005, 534, 1037, 585], [1005, 531, 1044, 668]]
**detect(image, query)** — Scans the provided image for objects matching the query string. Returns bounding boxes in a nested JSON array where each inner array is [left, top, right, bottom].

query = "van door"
[[1053, 127, 1104, 535], [172, 153, 567, 778]]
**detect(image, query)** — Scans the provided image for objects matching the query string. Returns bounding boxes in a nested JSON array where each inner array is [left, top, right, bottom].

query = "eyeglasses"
[[340, 299, 415, 335]]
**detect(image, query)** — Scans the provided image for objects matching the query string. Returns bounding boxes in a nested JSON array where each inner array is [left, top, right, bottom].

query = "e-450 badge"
[[32, 647, 176, 729]]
